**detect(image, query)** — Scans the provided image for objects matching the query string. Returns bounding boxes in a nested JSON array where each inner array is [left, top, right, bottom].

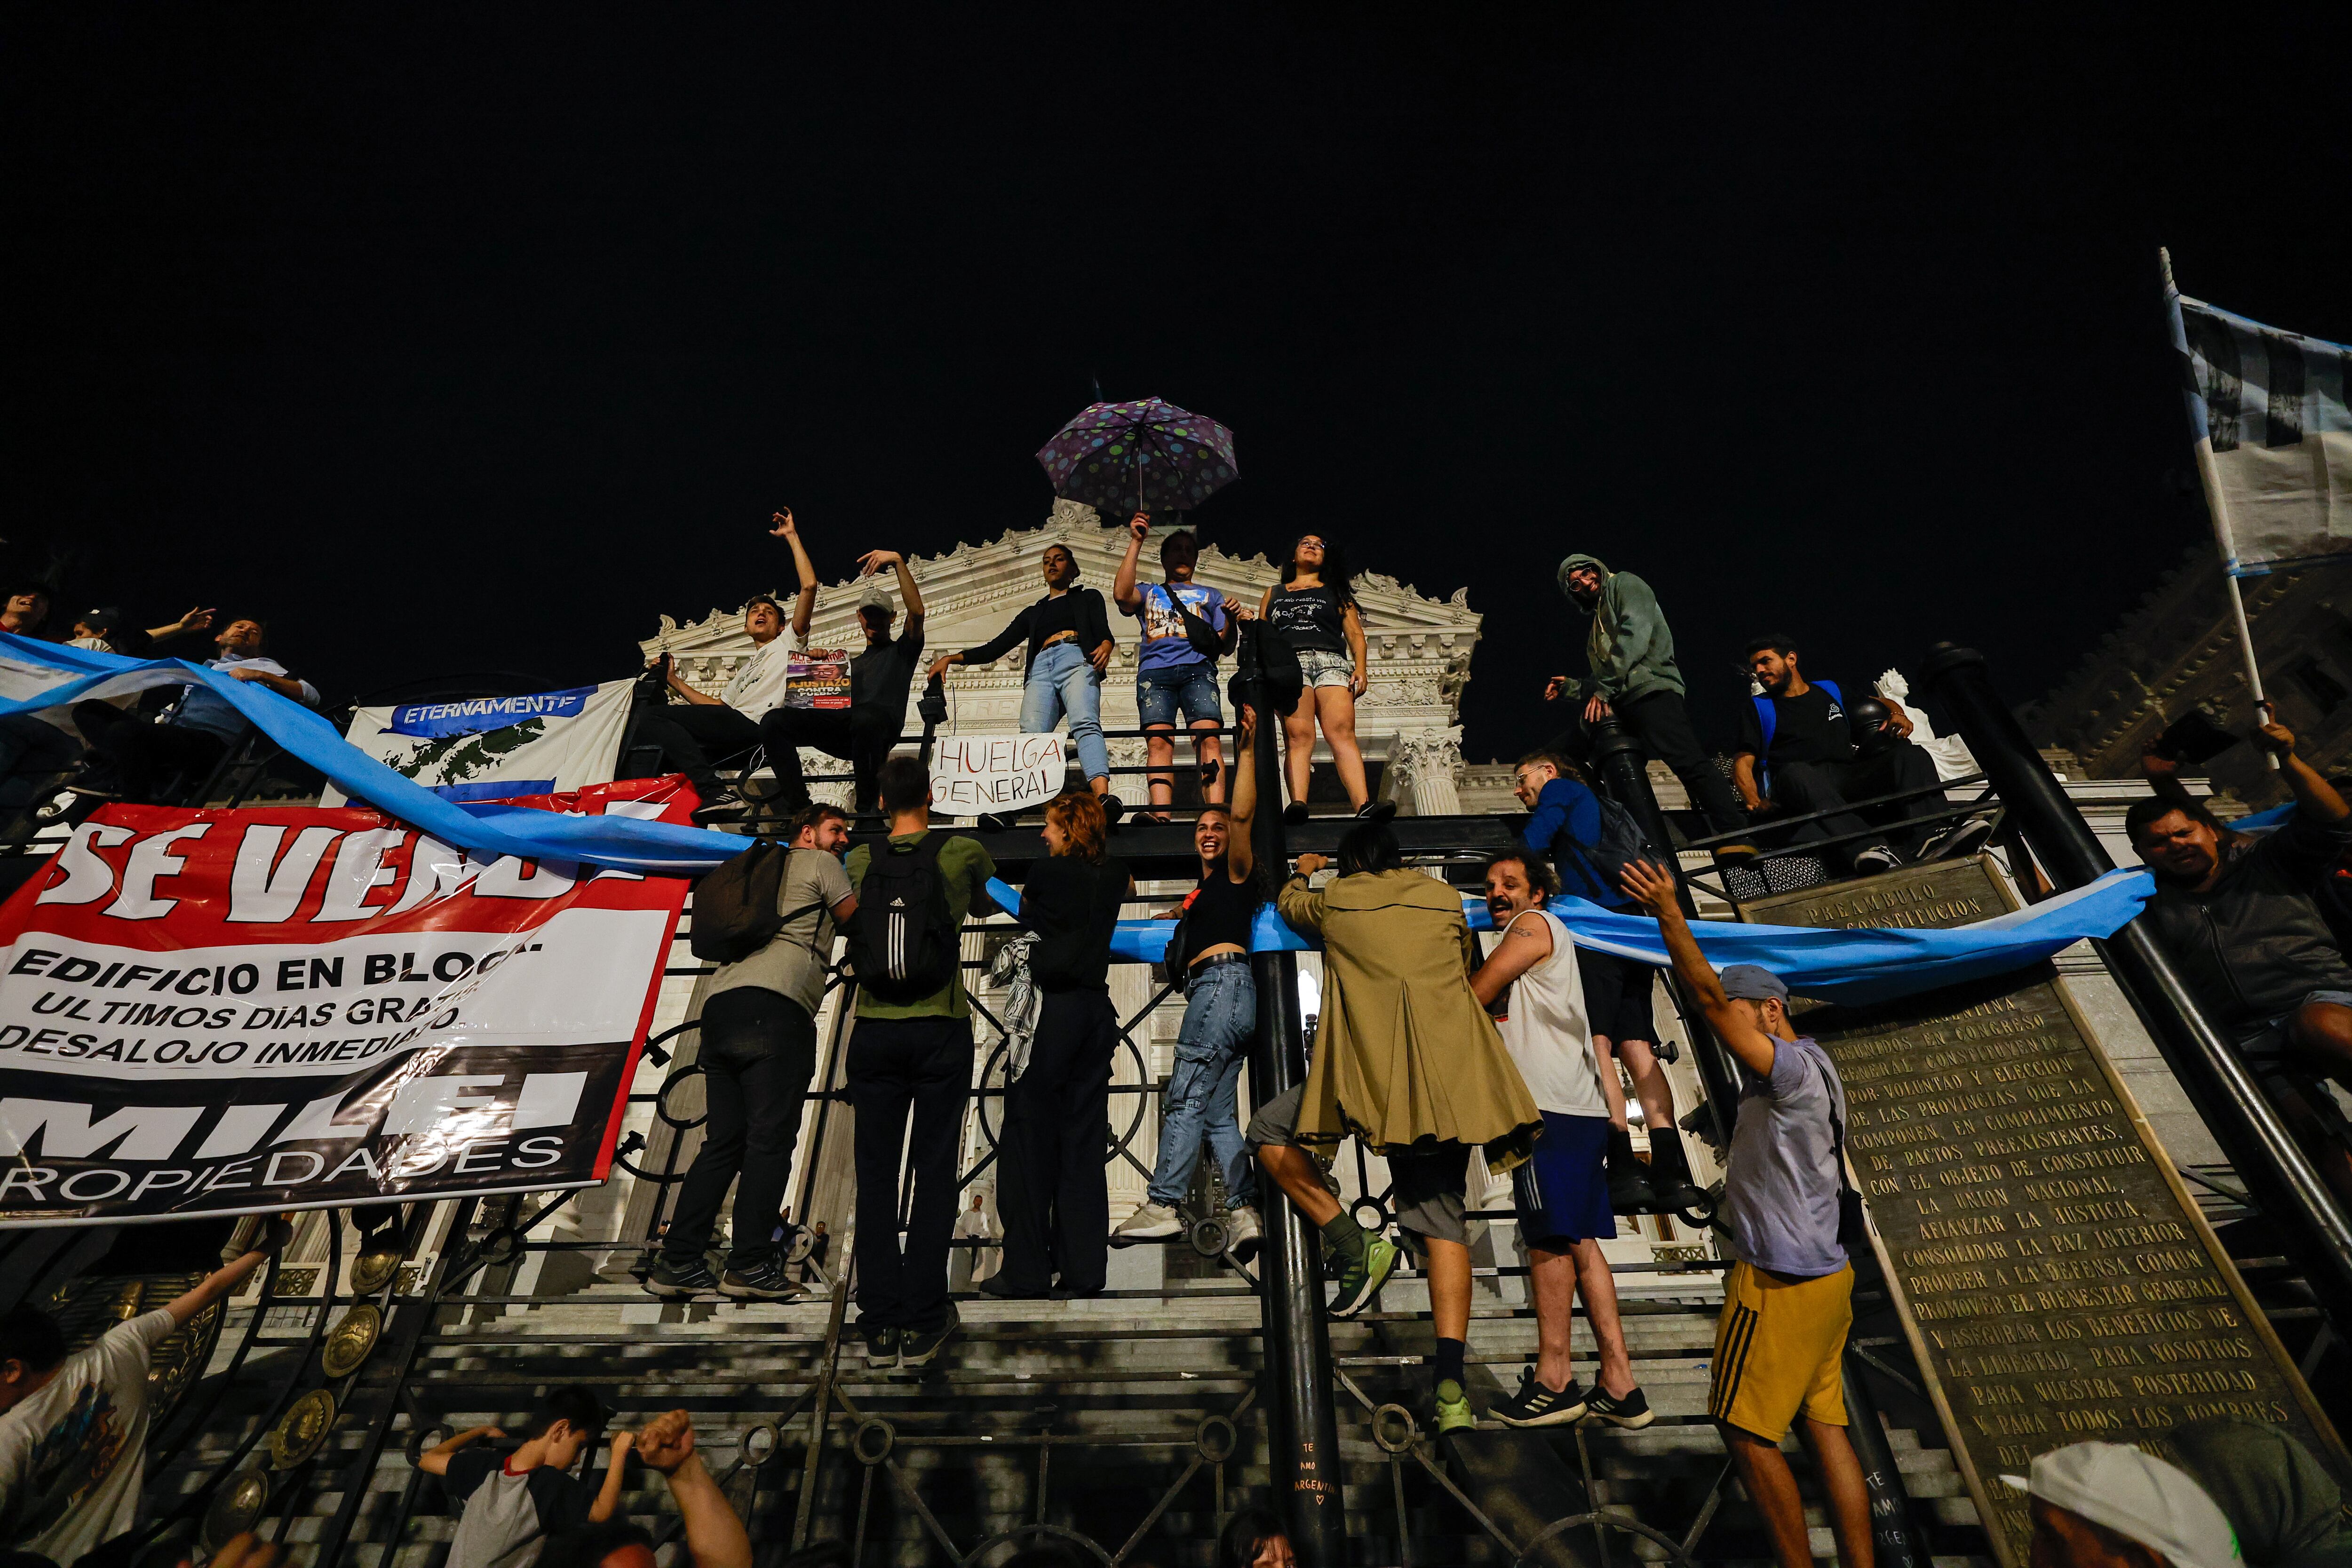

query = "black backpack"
[[845, 833, 961, 1003], [691, 841, 830, 964], [1227, 621, 1304, 718], [1552, 791, 1659, 899]]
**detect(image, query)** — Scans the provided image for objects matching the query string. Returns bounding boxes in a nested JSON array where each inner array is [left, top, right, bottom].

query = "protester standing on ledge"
[[1112, 512, 1241, 820], [985, 791, 1132, 1300], [763, 518, 927, 816], [636, 511, 825, 822], [930, 540, 1116, 799], [1261, 532, 1390, 825], [1251, 820, 1542, 1434], [1545, 553, 1754, 859], [1621, 858, 1870, 1568], [1116, 704, 1265, 1258]]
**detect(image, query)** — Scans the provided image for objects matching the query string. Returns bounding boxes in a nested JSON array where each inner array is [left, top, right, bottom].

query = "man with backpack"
[[646, 802, 859, 1303], [1112, 513, 1241, 819], [1735, 634, 1985, 876], [1513, 750, 1706, 1214], [841, 753, 997, 1369]]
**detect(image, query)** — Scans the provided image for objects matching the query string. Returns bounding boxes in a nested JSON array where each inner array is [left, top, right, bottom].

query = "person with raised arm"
[[1112, 511, 1242, 820], [929, 540, 1116, 800], [1619, 857, 1870, 1568], [761, 518, 928, 815]]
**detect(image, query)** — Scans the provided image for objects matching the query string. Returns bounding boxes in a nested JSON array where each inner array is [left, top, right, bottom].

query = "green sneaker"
[[1326, 1236, 1399, 1319], [1433, 1378, 1477, 1434]]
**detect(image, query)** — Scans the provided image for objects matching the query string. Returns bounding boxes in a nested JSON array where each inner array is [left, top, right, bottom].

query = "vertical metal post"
[[1587, 717, 1739, 1144], [1240, 630, 1348, 1568], [1839, 1355, 1930, 1568], [1918, 643, 2352, 1329]]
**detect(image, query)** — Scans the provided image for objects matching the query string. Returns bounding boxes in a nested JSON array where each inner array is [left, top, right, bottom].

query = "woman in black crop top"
[[1259, 533, 1389, 827], [930, 541, 1117, 797], [1111, 709, 1270, 1258]]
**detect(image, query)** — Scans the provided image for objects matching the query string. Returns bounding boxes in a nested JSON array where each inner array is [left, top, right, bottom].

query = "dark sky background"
[[7, 11, 2350, 760]]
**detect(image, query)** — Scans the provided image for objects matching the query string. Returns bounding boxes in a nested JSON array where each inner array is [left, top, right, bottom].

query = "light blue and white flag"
[[319, 680, 635, 806], [2165, 253, 2352, 576]]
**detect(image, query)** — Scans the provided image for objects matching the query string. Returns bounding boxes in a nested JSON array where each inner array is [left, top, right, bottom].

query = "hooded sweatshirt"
[[1557, 553, 1685, 703]]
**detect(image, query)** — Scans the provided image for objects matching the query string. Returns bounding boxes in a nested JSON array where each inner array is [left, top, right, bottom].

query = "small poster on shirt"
[[929, 734, 1067, 818], [784, 647, 852, 710]]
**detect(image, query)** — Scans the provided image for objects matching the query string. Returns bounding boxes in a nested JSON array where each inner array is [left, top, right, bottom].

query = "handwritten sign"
[[930, 734, 1067, 816]]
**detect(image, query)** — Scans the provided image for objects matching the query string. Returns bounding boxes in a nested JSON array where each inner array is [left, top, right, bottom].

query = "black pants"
[[848, 1014, 972, 1331], [663, 987, 819, 1269], [1613, 690, 1749, 837], [1766, 743, 1944, 870], [72, 702, 230, 804], [995, 991, 1116, 1295], [0, 712, 82, 810], [760, 704, 900, 813], [630, 702, 763, 790]]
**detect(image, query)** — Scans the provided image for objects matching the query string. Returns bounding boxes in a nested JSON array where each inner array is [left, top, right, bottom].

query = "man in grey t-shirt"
[[1622, 861, 1871, 1568], [647, 803, 858, 1303]]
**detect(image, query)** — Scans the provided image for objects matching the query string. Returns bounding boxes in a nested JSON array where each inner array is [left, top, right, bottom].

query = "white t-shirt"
[[0, 1307, 176, 1564], [719, 636, 797, 720], [1493, 909, 1610, 1117]]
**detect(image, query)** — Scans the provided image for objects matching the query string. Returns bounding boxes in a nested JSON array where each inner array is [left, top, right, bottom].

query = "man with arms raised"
[[1470, 849, 1651, 1430], [763, 541, 927, 817], [1621, 858, 1871, 1568]]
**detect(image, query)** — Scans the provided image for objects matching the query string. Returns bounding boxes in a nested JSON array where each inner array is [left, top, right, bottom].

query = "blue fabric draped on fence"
[[2, 633, 2160, 1003]]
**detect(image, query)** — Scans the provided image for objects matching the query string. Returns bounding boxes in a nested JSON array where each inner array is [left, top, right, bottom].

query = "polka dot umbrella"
[[1034, 398, 1238, 520]]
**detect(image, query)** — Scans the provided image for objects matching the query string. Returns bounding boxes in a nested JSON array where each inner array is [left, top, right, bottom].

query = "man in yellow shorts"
[[1622, 861, 1873, 1568]]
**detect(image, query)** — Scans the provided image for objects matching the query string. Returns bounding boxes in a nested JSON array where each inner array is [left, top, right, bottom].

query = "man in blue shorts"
[[1113, 513, 1236, 820], [1469, 849, 1651, 1429]]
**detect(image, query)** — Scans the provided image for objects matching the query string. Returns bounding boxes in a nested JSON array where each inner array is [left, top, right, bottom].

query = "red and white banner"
[[0, 778, 695, 1226]]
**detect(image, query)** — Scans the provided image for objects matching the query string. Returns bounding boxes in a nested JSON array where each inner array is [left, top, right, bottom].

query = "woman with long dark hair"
[[1259, 533, 1389, 824], [984, 790, 1133, 1298], [929, 541, 1115, 797]]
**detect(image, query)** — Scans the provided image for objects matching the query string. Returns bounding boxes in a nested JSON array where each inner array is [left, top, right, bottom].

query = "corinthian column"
[[1389, 726, 1464, 816]]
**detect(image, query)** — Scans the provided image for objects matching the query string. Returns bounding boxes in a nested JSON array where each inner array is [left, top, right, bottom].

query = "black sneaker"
[[864, 1324, 901, 1367], [1282, 802, 1311, 826], [644, 1256, 722, 1299], [898, 1305, 960, 1369], [691, 789, 747, 825], [719, 1253, 804, 1301], [1584, 1384, 1654, 1429], [1491, 1367, 1589, 1428], [1608, 1162, 1658, 1214], [1915, 814, 1995, 864], [1353, 799, 1397, 824], [1649, 1174, 1709, 1214]]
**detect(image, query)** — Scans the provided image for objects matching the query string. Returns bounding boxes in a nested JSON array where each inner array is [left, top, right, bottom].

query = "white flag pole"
[[2161, 248, 2279, 767]]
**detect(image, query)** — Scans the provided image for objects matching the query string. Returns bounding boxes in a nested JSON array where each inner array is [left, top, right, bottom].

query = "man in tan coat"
[[1247, 819, 1542, 1433]]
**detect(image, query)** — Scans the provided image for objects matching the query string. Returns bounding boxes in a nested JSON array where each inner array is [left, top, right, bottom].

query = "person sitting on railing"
[[762, 525, 928, 817], [984, 791, 1132, 1301], [928, 539, 1116, 801], [1251, 820, 1543, 1436], [1513, 749, 1707, 1215], [2134, 720, 2352, 1204], [1619, 858, 1871, 1568], [0, 1217, 288, 1567], [635, 512, 827, 823], [67, 616, 318, 806], [1543, 554, 1755, 860], [1471, 848, 1654, 1433], [1115, 705, 1266, 1257], [421, 1388, 630, 1568], [0, 606, 220, 817], [644, 802, 858, 1305], [1732, 634, 1987, 876], [1112, 513, 1244, 820]]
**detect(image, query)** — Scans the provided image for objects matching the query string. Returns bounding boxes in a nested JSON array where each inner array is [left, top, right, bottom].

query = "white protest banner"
[[929, 734, 1067, 817], [321, 679, 635, 807], [0, 777, 692, 1226]]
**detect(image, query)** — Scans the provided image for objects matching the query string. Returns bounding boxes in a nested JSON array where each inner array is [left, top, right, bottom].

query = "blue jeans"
[[1146, 962, 1257, 1210], [1021, 639, 1110, 784]]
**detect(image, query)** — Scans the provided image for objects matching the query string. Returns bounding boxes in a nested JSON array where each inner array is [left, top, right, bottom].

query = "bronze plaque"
[[1742, 857, 2346, 1568]]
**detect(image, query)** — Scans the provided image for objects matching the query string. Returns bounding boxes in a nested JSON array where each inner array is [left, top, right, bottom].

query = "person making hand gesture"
[[929, 538, 1118, 799]]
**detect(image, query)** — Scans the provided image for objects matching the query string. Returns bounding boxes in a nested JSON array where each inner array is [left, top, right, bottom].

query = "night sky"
[[8, 11, 2350, 760]]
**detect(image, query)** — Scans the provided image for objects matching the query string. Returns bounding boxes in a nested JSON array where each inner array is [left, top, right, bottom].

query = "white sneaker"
[[1112, 1203, 1184, 1244], [1853, 845, 1900, 875], [1225, 1206, 1263, 1263]]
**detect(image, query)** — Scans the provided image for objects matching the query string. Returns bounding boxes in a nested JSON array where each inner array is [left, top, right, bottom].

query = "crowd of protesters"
[[13, 515, 2352, 1568]]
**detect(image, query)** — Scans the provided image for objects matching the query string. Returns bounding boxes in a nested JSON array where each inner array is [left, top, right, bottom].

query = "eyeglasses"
[[1296, 537, 1327, 550]]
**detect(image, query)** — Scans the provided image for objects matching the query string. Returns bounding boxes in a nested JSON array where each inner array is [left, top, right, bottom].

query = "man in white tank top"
[[1469, 850, 1652, 1429]]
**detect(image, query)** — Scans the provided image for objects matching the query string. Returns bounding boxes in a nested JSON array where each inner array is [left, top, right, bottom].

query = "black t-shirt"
[[1023, 854, 1130, 993], [1179, 868, 1257, 958], [851, 625, 925, 723], [1267, 585, 1345, 652], [1737, 684, 1854, 766]]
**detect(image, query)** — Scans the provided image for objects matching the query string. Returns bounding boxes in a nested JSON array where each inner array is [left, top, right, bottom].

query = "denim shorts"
[[1137, 660, 1223, 727], [2234, 988, 2352, 1067], [1296, 648, 1355, 690]]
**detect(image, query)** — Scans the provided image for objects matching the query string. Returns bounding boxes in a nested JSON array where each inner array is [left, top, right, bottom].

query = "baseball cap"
[[1718, 964, 1788, 1003], [856, 579, 895, 615], [79, 607, 121, 634], [2002, 1442, 2241, 1568]]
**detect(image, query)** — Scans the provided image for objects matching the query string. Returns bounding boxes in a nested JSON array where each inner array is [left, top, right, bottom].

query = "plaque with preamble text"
[[1740, 857, 2345, 1568]]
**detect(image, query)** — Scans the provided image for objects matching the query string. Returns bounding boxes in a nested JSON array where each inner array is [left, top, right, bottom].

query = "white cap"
[[2002, 1442, 2240, 1568]]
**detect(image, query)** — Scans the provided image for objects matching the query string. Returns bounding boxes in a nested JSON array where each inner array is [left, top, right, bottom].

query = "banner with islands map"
[[321, 679, 634, 807]]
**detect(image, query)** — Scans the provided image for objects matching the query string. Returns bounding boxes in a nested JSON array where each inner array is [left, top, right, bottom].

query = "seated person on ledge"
[[2133, 718, 2352, 1207], [1733, 633, 1986, 876]]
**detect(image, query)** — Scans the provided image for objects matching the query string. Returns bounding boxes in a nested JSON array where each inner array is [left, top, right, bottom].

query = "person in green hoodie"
[[1545, 553, 1754, 852]]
